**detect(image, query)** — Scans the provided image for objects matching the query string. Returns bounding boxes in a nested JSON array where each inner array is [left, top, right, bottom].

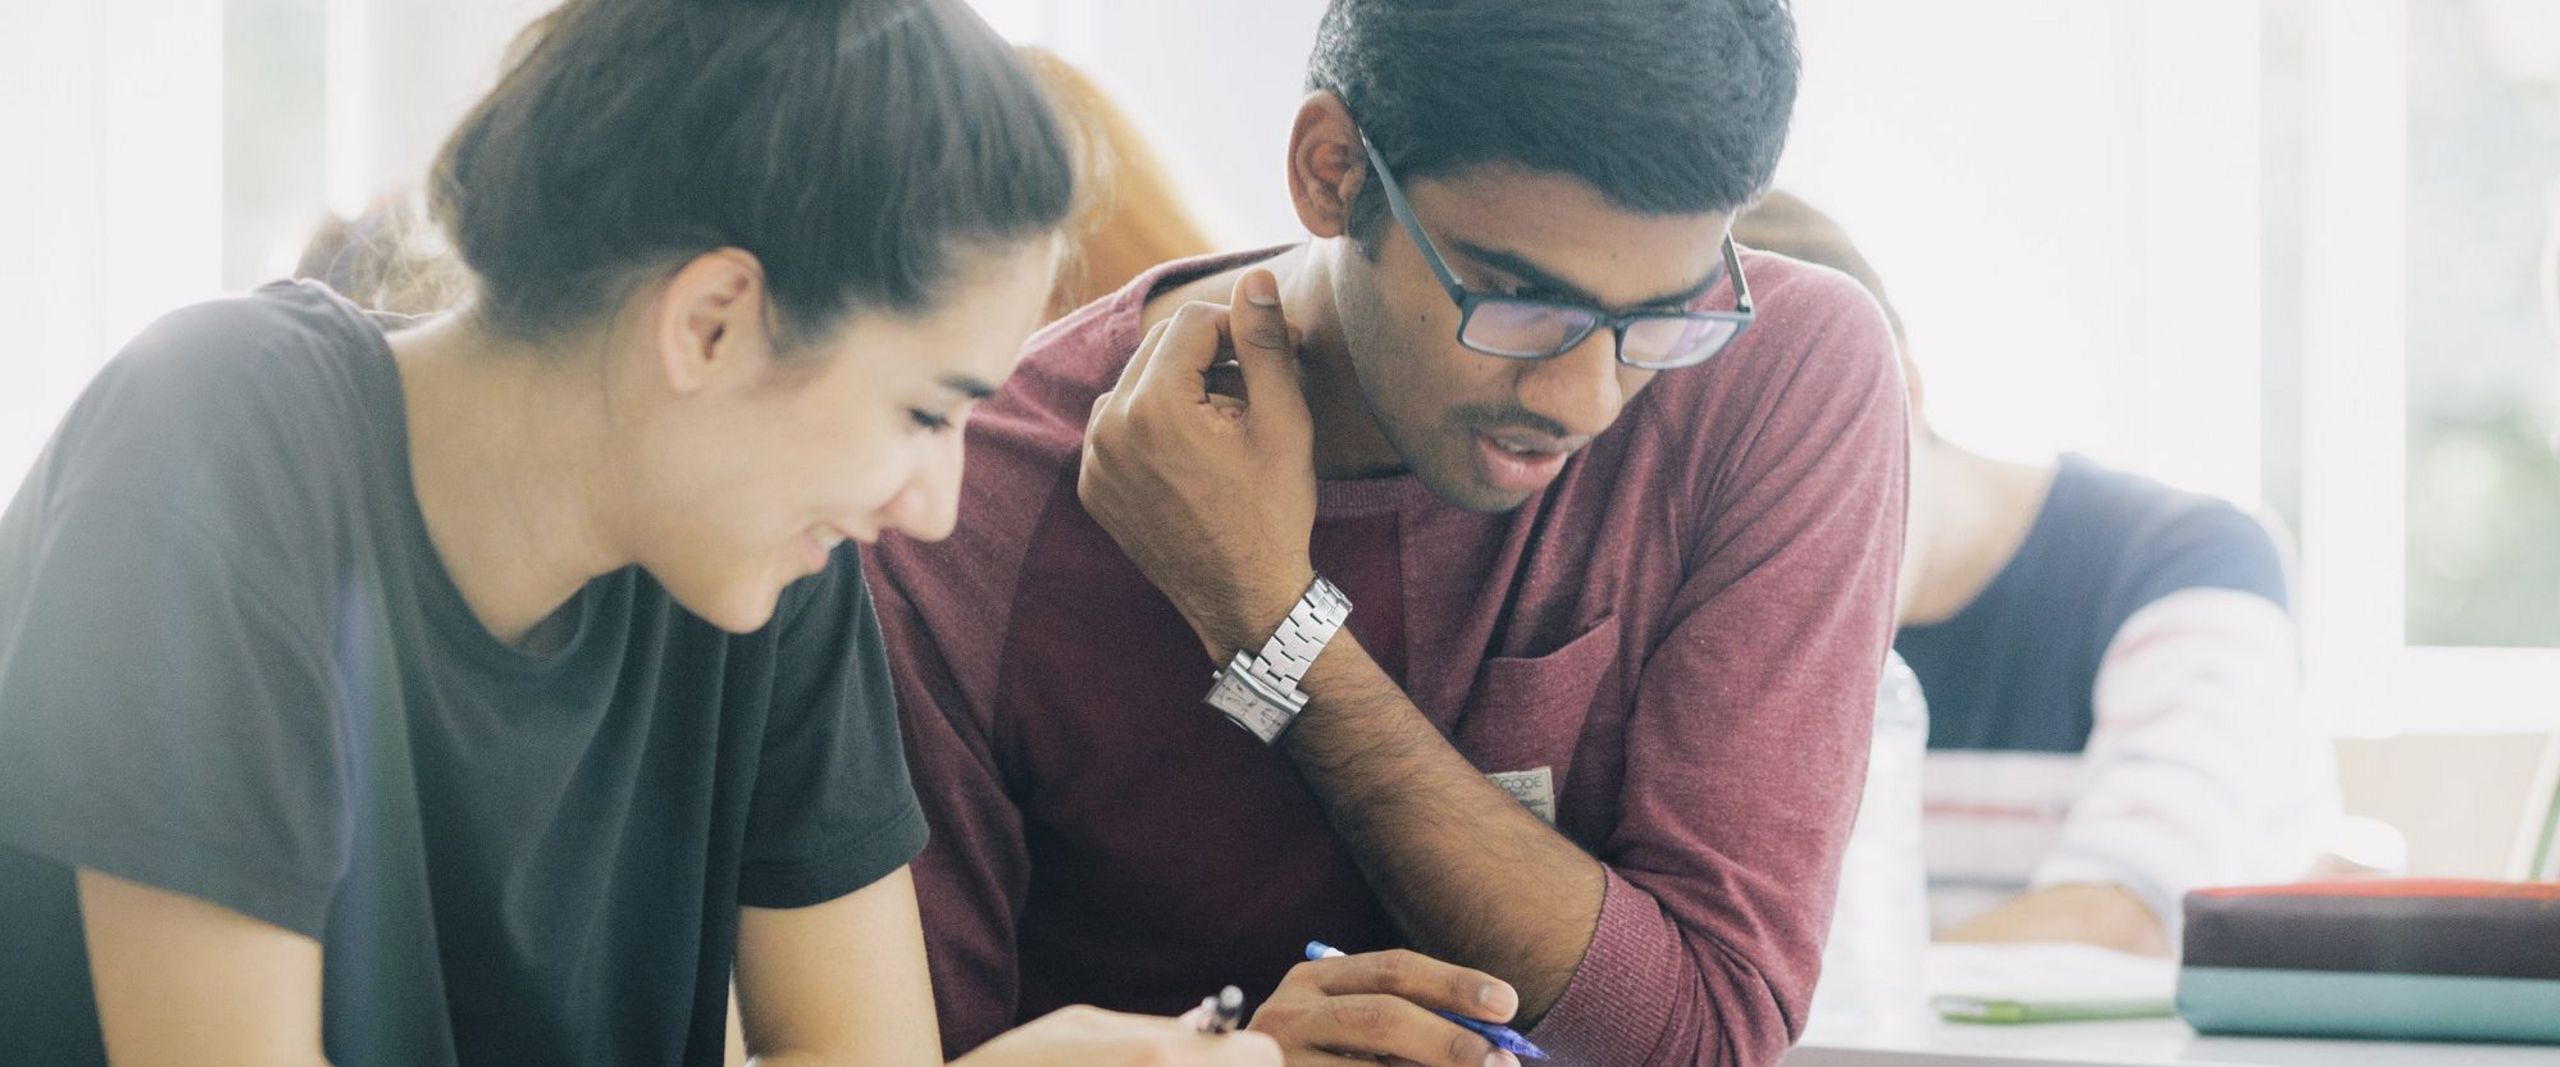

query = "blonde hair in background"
[[295, 187, 474, 317], [1018, 46, 1218, 321]]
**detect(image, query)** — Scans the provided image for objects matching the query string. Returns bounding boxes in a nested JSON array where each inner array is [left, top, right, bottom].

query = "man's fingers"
[[1109, 273, 1300, 432], [1228, 269, 1296, 360], [1299, 992, 1499, 1067], [1224, 270, 1309, 433], [1107, 318, 1176, 419], [1133, 300, 1233, 410], [1301, 951, 1519, 1021]]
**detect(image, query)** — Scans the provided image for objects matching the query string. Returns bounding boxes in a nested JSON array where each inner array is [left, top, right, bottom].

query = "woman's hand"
[[955, 1005, 1281, 1067]]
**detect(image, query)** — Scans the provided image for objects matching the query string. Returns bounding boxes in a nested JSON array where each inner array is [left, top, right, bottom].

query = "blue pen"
[[1304, 941, 1547, 1060]]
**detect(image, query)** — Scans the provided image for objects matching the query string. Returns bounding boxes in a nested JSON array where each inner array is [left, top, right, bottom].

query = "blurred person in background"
[[294, 187, 472, 318], [1020, 46, 1220, 322], [1735, 191, 2338, 958]]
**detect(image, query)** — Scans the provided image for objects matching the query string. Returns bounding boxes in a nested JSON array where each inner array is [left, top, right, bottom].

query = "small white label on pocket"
[[1486, 767, 1556, 825]]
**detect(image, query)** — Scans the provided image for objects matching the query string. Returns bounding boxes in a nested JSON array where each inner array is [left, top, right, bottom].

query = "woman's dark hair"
[[1308, 0, 1799, 252], [429, 0, 1076, 348]]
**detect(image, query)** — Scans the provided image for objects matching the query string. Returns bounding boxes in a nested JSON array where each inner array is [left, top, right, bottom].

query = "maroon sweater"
[[867, 247, 1907, 1066]]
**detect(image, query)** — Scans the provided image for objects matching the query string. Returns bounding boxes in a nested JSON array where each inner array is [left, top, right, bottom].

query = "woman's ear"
[[652, 248, 771, 395], [1285, 91, 1369, 241]]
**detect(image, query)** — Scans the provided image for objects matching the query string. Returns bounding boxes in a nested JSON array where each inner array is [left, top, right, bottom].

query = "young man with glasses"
[[868, 2, 1906, 1064]]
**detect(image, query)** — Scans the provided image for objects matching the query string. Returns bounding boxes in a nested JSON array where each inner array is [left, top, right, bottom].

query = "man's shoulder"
[[985, 299, 1136, 463], [869, 252, 1304, 676], [862, 286, 1136, 654], [945, 249, 1300, 526], [1624, 248, 1899, 420], [1729, 246, 1900, 365], [1592, 247, 1905, 516]]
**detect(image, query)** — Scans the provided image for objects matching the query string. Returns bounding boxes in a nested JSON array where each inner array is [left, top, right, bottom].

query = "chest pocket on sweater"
[[1451, 615, 1621, 822]]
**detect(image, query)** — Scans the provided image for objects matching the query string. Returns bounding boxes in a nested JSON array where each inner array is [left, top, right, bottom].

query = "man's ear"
[[1285, 91, 1369, 241], [652, 248, 771, 395]]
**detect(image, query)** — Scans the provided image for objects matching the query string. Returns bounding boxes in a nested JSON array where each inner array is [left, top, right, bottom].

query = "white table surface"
[[1786, 1014, 2560, 1067]]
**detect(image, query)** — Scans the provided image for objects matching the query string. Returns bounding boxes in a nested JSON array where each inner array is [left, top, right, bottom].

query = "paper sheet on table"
[[1928, 942, 2178, 1003]]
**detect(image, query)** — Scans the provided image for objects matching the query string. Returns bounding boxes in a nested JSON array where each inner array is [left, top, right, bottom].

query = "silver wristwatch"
[[1204, 576, 1353, 743]]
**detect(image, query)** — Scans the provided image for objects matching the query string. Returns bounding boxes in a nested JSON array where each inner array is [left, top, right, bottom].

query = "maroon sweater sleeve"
[[1526, 271, 1908, 1066]]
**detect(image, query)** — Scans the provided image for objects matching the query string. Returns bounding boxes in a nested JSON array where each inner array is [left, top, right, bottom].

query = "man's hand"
[[1249, 949, 1524, 1067], [1079, 268, 1318, 662]]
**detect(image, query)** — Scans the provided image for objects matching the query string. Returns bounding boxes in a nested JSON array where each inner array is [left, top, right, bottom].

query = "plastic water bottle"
[[1804, 651, 1932, 1041]]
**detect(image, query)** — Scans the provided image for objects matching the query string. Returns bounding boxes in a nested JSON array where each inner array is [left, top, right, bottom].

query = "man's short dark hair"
[[1308, 0, 1799, 252]]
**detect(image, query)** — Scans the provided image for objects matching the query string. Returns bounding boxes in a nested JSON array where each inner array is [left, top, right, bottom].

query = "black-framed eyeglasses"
[[1359, 130, 1754, 371]]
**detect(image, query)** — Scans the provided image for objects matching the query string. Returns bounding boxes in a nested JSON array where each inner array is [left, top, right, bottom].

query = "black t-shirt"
[[0, 282, 928, 1065], [1894, 453, 2290, 754]]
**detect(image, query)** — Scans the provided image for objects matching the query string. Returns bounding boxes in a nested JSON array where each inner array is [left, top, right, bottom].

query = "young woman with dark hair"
[[0, 2, 1275, 1064]]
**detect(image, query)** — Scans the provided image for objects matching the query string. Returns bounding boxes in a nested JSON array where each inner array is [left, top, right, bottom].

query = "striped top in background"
[[1896, 454, 2339, 936]]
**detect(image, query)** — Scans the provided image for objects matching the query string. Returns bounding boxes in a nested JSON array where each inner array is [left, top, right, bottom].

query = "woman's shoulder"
[[19, 282, 397, 591], [103, 280, 383, 415]]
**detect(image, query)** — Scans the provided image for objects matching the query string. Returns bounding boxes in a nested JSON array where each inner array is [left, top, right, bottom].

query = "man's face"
[[1329, 164, 1733, 512]]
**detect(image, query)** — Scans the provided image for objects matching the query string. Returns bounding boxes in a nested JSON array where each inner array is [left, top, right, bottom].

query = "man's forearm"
[[1282, 631, 1607, 1020]]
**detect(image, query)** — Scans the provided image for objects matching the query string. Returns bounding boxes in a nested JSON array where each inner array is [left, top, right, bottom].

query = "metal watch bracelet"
[[1203, 575, 1352, 743]]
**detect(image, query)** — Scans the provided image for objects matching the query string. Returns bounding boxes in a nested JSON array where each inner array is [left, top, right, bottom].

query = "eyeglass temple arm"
[[1357, 132, 1473, 306], [1722, 232, 1752, 315]]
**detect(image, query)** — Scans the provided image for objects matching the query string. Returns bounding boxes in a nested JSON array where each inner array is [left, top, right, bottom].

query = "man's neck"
[[388, 313, 629, 648], [1901, 438, 2058, 627], [1140, 242, 1403, 480]]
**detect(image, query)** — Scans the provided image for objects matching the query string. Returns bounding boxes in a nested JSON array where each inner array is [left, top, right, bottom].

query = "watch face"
[[1207, 670, 1293, 743]]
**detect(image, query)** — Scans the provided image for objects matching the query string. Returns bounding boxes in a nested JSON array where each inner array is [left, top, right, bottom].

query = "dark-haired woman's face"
[[636, 241, 1058, 633]]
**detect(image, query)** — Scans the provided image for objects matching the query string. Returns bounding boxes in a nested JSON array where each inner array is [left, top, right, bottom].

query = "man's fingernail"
[[1245, 271, 1282, 307], [1487, 1052, 1520, 1067], [1482, 982, 1518, 1016]]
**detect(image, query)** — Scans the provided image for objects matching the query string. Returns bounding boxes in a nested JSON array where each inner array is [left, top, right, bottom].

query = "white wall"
[[0, 2, 224, 495], [2337, 733, 2560, 878], [335, 0, 553, 215], [978, 0, 1329, 247], [1780, 0, 2263, 505]]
